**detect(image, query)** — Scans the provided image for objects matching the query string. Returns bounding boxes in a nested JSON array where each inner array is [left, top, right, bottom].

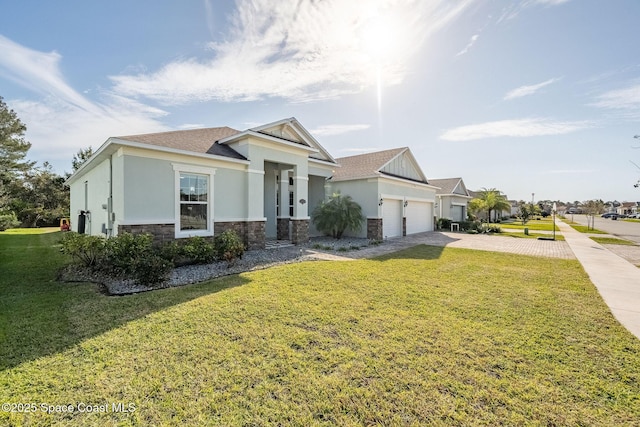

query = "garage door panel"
[[383, 199, 402, 238], [406, 201, 431, 234]]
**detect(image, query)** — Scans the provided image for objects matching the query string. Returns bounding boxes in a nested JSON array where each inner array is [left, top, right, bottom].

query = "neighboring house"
[[618, 202, 639, 216], [429, 178, 471, 222], [328, 148, 438, 240], [467, 189, 511, 222], [509, 200, 519, 217], [66, 119, 438, 248]]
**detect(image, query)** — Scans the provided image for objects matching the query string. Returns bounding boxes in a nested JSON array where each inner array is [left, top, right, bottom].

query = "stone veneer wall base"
[[290, 219, 309, 245], [367, 218, 383, 241], [118, 224, 175, 245], [119, 221, 267, 250]]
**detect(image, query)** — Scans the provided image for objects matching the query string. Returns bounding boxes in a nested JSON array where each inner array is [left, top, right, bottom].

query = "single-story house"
[[617, 202, 639, 216], [328, 148, 438, 239], [66, 118, 438, 248], [428, 177, 471, 222]]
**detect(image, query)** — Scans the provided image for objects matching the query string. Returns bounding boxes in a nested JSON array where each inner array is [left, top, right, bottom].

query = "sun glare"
[[361, 16, 396, 60]]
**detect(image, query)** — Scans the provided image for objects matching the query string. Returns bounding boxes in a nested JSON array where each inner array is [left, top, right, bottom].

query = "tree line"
[[0, 96, 91, 230]]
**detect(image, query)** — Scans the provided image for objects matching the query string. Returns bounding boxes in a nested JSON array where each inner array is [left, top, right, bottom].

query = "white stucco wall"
[[436, 195, 470, 221], [69, 157, 111, 236], [329, 177, 437, 238], [119, 149, 249, 229]]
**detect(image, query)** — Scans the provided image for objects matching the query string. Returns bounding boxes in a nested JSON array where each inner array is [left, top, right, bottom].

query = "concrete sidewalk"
[[556, 219, 640, 340]]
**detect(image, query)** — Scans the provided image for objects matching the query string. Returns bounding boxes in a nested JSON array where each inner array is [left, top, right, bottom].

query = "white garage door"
[[383, 199, 403, 238], [406, 201, 431, 234]]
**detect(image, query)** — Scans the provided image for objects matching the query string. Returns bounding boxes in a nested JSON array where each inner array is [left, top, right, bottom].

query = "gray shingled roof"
[[117, 127, 246, 160], [429, 178, 466, 195], [332, 147, 409, 181]]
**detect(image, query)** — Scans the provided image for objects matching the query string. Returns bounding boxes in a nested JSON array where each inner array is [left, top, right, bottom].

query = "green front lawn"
[[499, 219, 559, 231], [499, 231, 565, 240], [1, 231, 639, 426], [590, 236, 637, 246], [569, 225, 607, 234]]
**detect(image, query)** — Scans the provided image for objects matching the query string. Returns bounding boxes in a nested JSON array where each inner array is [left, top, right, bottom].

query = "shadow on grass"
[[0, 231, 251, 370], [372, 244, 446, 261]]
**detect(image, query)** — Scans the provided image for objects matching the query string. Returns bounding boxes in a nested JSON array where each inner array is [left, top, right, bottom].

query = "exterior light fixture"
[[404, 200, 408, 207]]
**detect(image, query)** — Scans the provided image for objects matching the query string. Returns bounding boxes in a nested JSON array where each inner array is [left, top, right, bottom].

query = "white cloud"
[[0, 35, 169, 173], [498, 0, 571, 22], [591, 84, 640, 109], [456, 34, 479, 56], [11, 95, 168, 173], [0, 35, 101, 115], [503, 77, 560, 100], [110, 0, 476, 104], [440, 118, 592, 141], [535, 0, 571, 5], [310, 124, 370, 137]]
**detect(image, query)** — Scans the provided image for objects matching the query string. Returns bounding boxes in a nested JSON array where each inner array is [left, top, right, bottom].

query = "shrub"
[[103, 232, 154, 276], [181, 236, 216, 264], [437, 218, 452, 230], [60, 232, 107, 267], [214, 230, 245, 266], [311, 192, 364, 239], [486, 224, 502, 233], [0, 212, 20, 231], [132, 253, 173, 285], [459, 220, 482, 232]]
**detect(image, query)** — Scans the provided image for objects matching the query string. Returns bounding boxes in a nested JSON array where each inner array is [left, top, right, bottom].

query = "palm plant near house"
[[311, 192, 364, 239], [470, 188, 511, 223]]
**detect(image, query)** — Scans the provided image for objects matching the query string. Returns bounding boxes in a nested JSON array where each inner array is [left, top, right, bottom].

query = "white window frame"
[[173, 163, 216, 238]]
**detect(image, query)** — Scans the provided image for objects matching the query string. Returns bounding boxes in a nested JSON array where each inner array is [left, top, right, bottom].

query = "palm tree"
[[472, 188, 511, 223], [311, 192, 364, 239]]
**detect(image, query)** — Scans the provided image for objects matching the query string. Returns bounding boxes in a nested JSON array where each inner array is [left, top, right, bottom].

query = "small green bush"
[[181, 236, 216, 264], [104, 232, 154, 276], [0, 212, 20, 231], [214, 230, 245, 265], [132, 253, 173, 285], [437, 218, 452, 230], [60, 232, 107, 267], [486, 224, 502, 233]]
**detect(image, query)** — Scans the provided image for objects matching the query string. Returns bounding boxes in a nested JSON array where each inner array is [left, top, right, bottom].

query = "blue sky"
[[1, 0, 640, 203]]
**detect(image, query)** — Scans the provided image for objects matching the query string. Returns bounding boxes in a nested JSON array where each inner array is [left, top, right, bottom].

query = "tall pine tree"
[[0, 96, 35, 201]]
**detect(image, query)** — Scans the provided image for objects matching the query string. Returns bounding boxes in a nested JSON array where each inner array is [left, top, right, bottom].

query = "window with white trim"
[[179, 173, 208, 231], [173, 163, 215, 238]]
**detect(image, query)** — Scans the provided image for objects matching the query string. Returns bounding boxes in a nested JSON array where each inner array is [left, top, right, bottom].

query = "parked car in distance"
[[601, 212, 618, 218]]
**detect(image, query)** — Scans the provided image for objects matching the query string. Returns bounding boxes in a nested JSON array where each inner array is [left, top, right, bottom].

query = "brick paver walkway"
[[306, 231, 575, 260]]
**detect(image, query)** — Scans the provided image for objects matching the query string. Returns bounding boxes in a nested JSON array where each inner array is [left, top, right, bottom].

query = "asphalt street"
[[568, 214, 640, 244]]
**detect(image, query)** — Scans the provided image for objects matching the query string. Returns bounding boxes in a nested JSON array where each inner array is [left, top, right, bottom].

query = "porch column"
[[277, 170, 290, 240], [291, 163, 309, 244], [247, 168, 265, 220]]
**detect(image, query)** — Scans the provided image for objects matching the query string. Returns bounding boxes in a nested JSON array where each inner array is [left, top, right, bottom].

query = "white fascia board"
[[438, 193, 472, 199], [64, 137, 118, 186], [288, 119, 338, 164], [378, 174, 439, 191], [219, 130, 319, 154], [248, 117, 295, 132], [65, 137, 250, 186], [309, 158, 340, 168], [330, 174, 380, 182], [111, 138, 250, 165]]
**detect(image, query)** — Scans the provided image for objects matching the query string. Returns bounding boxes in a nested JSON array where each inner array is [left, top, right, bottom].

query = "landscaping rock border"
[[59, 237, 377, 295]]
